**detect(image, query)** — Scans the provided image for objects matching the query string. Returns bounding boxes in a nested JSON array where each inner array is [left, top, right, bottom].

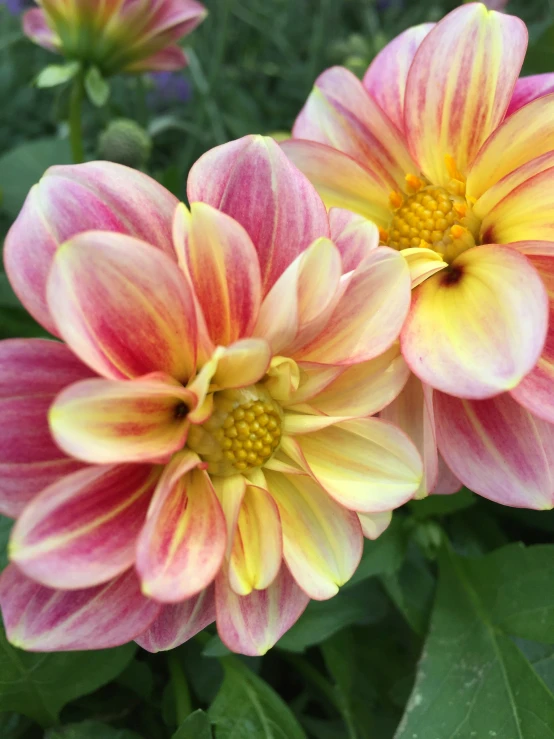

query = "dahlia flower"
[[23, 0, 207, 74], [0, 136, 422, 655], [283, 2, 554, 508]]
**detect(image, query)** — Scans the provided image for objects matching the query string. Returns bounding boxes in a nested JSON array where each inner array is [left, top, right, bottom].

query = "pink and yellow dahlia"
[[23, 0, 207, 74], [0, 136, 422, 655], [283, 2, 554, 508]]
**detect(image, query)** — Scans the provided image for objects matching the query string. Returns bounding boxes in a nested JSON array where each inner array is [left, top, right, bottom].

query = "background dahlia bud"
[[23, 0, 208, 76], [98, 119, 152, 169]]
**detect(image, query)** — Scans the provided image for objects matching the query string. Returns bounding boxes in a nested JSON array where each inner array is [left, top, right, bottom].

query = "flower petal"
[[284, 418, 423, 512], [362, 23, 434, 132], [211, 339, 272, 390], [50, 374, 192, 465], [404, 4, 527, 185], [506, 75, 554, 117], [357, 511, 392, 540], [433, 455, 463, 496], [10, 464, 159, 590], [296, 247, 411, 365], [187, 135, 329, 295], [215, 564, 309, 656], [0, 565, 161, 651], [0, 339, 93, 517], [401, 247, 448, 288], [23, 8, 59, 51], [135, 585, 215, 652], [329, 208, 379, 273], [136, 452, 226, 602], [174, 202, 262, 345], [265, 471, 362, 600], [401, 245, 548, 398], [281, 140, 391, 227], [4, 162, 178, 335], [435, 391, 554, 509], [47, 231, 198, 381], [123, 45, 188, 72]]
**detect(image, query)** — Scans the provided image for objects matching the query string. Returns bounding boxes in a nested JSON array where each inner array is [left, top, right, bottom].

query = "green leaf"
[[173, 710, 212, 739], [396, 544, 554, 738], [201, 635, 232, 658], [408, 488, 476, 519], [209, 657, 307, 739], [35, 62, 80, 88], [45, 722, 143, 739], [0, 516, 13, 572], [345, 516, 408, 588], [382, 544, 435, 635], [84, 66, 110, 107], [0, 628, 135, 726], [115, 658, 154, 699], [0, 138, 72, 218]]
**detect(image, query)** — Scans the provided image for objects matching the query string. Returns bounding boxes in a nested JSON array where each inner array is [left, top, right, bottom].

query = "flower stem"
[[69, 71, 85, 163], [167, 652, 192, 726]]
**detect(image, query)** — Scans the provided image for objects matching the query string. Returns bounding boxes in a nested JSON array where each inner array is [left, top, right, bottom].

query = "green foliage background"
[[1, 1, 554, 737]]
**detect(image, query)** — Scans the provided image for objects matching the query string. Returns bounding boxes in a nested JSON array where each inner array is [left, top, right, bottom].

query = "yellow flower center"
[[187, 385, 283, 476]]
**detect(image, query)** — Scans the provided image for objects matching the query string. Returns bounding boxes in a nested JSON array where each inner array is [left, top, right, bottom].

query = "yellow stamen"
[[445, 154, 463, 182], [450, 225, 467, 239], [389, 191, 404, 209], [453, 202, 467, 218], [405, 174, 426, 193], [378, 227, 389, 243]]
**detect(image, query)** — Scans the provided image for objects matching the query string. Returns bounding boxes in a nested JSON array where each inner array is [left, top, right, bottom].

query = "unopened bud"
[[98, 119, 152, 170]]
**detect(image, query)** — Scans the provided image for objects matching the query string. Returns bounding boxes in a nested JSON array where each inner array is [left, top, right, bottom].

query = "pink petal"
[[362, 23, 434, 132], [329, 208, 379, 273], [135, 0, 207, 42], [136, 452, 226, 602], [47, 231, 198, 381], [0, 565, 161, 651], [125, 45, 188, 72], [187, 135, 330, 295], [215, 564, 309, 656], [23, 9, 59, 52], [4, 162, 178, 335], [433, 455, 463, 496], [135, 585, 215, 652], [435, 391, 554, 509], [357, 510, 392, 540], [404, 4, 527, 185], [507, 74, 554, 116], [10, 464, 159, 590]]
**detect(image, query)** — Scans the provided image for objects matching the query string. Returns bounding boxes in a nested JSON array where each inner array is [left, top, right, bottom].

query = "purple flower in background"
[[148, 71, 192, 110], [2, 0, 32, 14]]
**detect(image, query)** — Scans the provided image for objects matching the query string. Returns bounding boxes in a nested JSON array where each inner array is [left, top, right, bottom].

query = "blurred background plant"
[[2, 1, 554, 738]]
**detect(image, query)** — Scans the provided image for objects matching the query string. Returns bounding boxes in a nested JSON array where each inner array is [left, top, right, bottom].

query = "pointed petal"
[[362, 23, 434, 132], [467, 94, 554, 202], [357, 511, 392, 540], [23, 9, 58, 51], [405, 4, 527, 185], [281, 140, 391, 227], [435, 391, 554, 509], [381, 374, 438, 498], [10, 464, 159, 590], [212, 339, 272, 390], [47, 232, 198, 381], [137, 453, 226, 602], [293, 66, 417, 192], [329, 208, 379, 272], [211, 474, 247, 558], [228, 486, 282, 596], [507, 75, 554, 116], [0, 339, 93, 517], [135, 585, 215, 652], [401, 247, 448, 288], [174, 202, 262, 345], [0, 566, 161, 652], [123, 45, 188, 72], [433, 455, 463, 496], [402, 245, 548, 398], [265, 472, 362, 600], [50, 375, 192, 464], [286, 418, 423, 512], [4, 162, 178, 335], [296, 247, 411, 365], [215, 564, 309, 656], [187, 135, 329, 295]]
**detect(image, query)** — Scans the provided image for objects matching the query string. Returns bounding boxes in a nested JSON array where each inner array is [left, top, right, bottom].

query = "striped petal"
[[295, 247, 411, 365], [23, 9, 59, 52], [468, 94, 554, 202], [47, 232, 198, 381], [510, 243, 554, 424], [215, 564, 309, 656], [401, 245, 548, 399], [0, 339, 93, 517], [435, 391, 554, 509], [362, 23, 434, 132], [284, 418, 422, 512], [187, 135, 330, 295], [0, 566, 161, 652], [404, 4, 527, 186], [10, 464, 159, 590], [135, 585, 215, 652], [265, 471, 362, 600], [123, 46, 187, 72], [293, 66, 417, 192], [136, 452, 226, 602], [507, 75, 554, 116], [173, 202, 262, 345], [50, 374, 192, 465], [228, 486, 282, 596], [357, 511, 392, 540], [329, 208, 379, 273], [433, 455, 463, 496], [4, 162, 178, 335]]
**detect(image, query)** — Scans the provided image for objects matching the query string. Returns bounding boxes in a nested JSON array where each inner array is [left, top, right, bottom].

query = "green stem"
[[167, 652, 192, 726], [69, 72, 85, 163]]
